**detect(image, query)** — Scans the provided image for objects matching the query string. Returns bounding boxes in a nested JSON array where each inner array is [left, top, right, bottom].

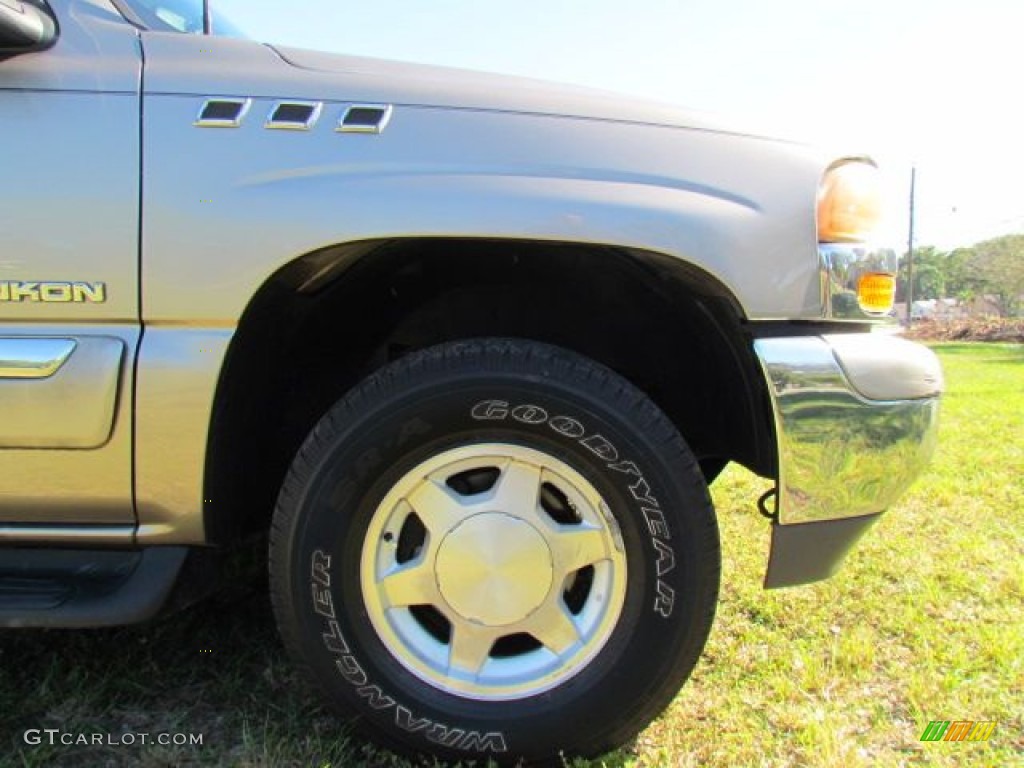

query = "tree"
[[896, 238, 1023, 315], [944, 247, 976, 302], [968, 234, 1024, 316], [897, 245, 954, 301]]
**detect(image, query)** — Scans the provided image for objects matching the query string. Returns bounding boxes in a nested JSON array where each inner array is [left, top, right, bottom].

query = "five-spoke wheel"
[[361, 444, 627, 699]]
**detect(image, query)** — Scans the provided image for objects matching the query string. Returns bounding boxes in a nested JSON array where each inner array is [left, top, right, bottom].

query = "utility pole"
[[906, 165, 916, 327]]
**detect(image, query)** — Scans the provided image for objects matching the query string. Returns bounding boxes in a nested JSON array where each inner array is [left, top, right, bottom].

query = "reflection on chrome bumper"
[[754, 334, 942, 526]]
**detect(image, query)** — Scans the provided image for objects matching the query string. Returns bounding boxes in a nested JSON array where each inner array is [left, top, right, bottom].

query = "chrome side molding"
[[0, 524, 135, 545]]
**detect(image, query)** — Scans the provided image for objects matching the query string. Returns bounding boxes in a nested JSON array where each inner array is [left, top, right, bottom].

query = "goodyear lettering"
[[580, 434, 618, 462], [511, 404, 548, 424], [0, 281, 106, 303], [628, 476, 660, 508], [642, 507, 671, 540], [652, 537, 676, 577], [471, 399, 508, 420], [607, 460, 642, 478], [654, 579, 676, 618], [549, 415, 585, 439]]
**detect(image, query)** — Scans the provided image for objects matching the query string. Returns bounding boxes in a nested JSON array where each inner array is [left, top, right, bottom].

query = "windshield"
[[115, 0, 246, 38]]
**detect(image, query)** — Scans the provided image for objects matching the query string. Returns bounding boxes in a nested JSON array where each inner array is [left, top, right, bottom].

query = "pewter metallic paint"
[[134, 21, 833, 542], [0, 0, 138, 527], [1, 0, 938, 551]]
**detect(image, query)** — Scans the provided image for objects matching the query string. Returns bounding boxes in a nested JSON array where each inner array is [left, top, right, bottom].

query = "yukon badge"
[[0, 281, 107, 304]]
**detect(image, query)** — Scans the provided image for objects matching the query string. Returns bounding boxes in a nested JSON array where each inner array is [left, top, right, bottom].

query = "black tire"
[[269, 338, 719, 765]]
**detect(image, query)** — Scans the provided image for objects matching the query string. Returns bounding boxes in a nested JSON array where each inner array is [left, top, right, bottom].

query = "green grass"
[[2, 342, 1021, 767], [638, 342, 1024, 768]]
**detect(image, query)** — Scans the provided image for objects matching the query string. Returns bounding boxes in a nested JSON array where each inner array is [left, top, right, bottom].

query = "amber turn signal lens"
[[857, 272, 896, 314], [818, 162, 883, 243]]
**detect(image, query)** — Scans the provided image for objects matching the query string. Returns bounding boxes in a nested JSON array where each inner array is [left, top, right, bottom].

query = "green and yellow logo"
[[920, 720, 996, 742]]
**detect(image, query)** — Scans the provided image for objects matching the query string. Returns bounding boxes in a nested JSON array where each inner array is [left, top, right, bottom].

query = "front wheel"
[[269, 339, 719, 764]]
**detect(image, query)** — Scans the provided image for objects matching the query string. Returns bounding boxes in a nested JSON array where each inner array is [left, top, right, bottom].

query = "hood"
[[270, 45, 779, 140]]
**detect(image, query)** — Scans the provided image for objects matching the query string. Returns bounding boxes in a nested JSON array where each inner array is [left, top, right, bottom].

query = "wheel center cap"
[[435, 512, 553, 626]]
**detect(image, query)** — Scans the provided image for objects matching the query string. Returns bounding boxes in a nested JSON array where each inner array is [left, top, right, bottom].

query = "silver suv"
[[0, 1, 942, 763]]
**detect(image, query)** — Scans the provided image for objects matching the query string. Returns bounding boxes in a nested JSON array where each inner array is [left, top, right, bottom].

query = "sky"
[[216, 0, 1024, 250]]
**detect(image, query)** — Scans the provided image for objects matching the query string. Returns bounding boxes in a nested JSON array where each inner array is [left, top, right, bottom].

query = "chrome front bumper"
[[754, 333, 942, 587]]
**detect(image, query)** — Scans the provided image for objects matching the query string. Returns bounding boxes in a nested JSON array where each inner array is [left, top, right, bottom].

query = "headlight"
[[818, 160, 896, 319], [817, 161, 883, 243]]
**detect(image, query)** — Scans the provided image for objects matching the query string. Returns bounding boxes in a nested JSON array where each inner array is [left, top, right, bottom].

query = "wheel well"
[[203, 238, 775, 544]]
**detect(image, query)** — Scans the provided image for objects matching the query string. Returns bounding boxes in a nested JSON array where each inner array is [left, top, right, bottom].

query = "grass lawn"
[[2, 342, 1021, 767]]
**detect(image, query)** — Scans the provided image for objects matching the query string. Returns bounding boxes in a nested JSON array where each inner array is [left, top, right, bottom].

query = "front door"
[[0, 0, 141, 537]]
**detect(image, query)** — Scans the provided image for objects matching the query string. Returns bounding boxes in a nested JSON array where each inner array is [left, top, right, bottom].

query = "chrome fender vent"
[[266, 101, 323, 130], [193, 98, 394, 135], [194, 98, 251, 128], [337, 104, 393, 134]]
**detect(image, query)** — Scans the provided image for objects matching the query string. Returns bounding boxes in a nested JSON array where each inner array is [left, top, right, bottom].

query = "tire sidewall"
[[275, 349, 717, 762]]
